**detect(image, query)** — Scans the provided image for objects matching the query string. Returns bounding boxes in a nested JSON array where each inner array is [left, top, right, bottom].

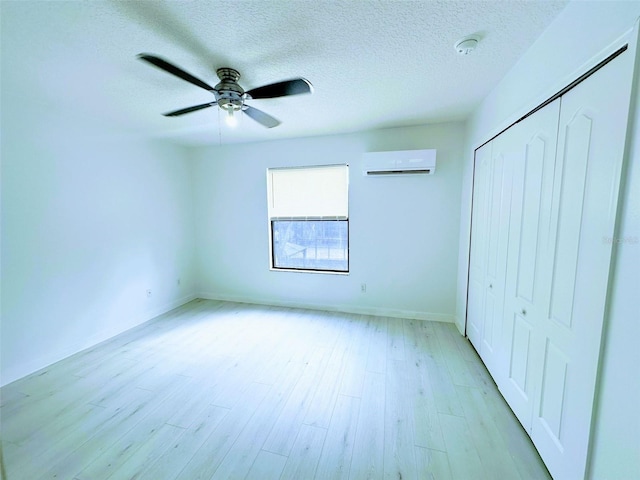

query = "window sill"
[[269, 267, 350, 276]]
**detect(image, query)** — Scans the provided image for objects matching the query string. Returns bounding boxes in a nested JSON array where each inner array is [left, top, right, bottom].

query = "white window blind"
[[267, 165, 349, 219]]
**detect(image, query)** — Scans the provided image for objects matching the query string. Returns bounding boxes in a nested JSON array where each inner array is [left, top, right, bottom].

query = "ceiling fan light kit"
[[215, 68, 244, 114], [137, 54, 313, 129], [214, 68, 243, 127]]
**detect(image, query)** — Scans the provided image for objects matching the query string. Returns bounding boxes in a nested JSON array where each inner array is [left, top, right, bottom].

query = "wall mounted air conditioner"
[[362, 149, 436, 176]]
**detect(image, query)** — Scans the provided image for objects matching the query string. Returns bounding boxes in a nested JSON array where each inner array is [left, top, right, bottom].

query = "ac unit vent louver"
[[363, 149, 436, 176]]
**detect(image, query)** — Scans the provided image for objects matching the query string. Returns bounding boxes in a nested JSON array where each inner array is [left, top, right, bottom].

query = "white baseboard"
[[197, 291, 455, 323], [148, 293, 198, 321], [1, 293, 198, 388], [1, 291, 453, 387]]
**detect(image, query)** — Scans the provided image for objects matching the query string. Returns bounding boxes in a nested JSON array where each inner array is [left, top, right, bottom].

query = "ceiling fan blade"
[[243, 105, 281, 128], [138, 53, 215, 92], [163, 102, 217, 117], [245, 78, 312, 99]]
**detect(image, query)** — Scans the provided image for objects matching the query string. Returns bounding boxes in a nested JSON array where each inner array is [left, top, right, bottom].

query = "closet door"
[[468, 139, 512, 378], [466, 142, 492, 349], [530, 49, 635, 480], [478, 136, 512, 377], [501, 99, 561, 429]]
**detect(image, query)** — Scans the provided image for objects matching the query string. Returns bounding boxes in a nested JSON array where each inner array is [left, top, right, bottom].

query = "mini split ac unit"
[[362, 149, 437, 176]]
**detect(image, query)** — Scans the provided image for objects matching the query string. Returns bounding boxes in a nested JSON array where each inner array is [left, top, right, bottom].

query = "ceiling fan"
[[138, 54, 313, 128]]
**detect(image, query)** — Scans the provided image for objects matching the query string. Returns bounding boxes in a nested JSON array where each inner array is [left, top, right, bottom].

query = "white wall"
[[1, 123, 196, 386], [1, 0, 198, 387], [456, 1, 640, 477], [192, 122, 465, 321]]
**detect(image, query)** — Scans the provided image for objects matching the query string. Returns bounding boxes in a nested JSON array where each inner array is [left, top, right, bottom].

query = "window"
[[267, 165, 349, 273]]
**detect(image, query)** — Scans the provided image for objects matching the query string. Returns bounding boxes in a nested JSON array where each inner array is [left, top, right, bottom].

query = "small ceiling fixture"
[[454, 35, 479, 55]]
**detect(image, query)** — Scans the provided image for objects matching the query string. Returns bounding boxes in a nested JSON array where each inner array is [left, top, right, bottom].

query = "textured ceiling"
[[1, 0, 568, 146]]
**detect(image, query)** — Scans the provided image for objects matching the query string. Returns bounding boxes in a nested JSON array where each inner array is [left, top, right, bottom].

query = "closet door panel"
[[467, 142, 492, 349], [548, 113, 592, 328], [501, 99, 561, 430], [509, 312, 533, 394], [531, 49, 635, 480], [480, 141, 512, 378], [515, 136, 546, 303]]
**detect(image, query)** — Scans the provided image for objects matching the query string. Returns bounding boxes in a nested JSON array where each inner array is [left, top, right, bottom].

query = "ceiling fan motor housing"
[[215, 68, 244, 111]]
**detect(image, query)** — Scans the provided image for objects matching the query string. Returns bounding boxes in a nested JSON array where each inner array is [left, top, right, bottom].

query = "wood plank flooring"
[[0, 299, 551, 480]]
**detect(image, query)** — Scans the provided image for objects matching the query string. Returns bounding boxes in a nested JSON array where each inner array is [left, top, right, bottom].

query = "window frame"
[[267, 164, 350, 275]]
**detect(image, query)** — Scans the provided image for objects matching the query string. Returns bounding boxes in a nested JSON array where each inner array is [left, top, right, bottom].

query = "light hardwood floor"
[[0, 299, 550, 480]]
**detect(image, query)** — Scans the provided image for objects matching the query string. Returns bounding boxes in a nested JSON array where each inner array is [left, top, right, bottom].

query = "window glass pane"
[[272, 220, 348, 272]]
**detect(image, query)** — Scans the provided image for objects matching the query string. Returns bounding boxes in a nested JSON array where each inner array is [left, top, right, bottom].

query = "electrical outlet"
[[361, 283, 367, 293], [146, 289, 152, 298]]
